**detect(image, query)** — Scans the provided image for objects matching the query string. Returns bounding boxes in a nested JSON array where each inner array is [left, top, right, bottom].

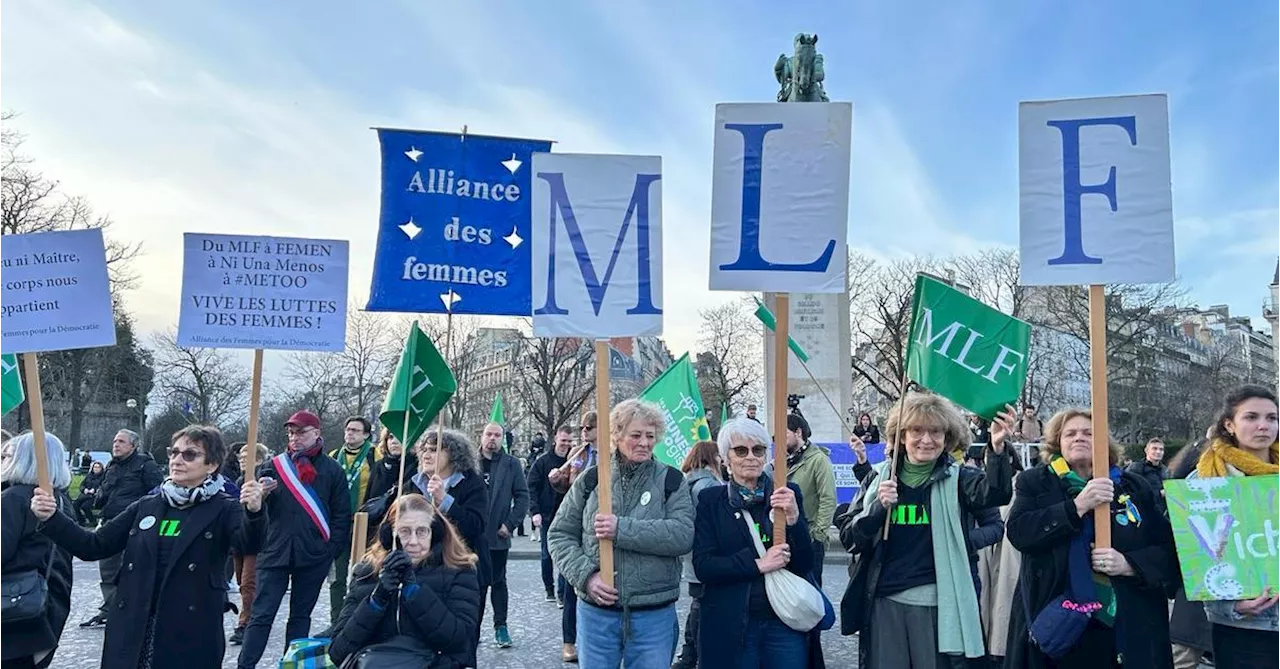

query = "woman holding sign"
[[1191, 385, 1278, 668], [1003, 409, 1177, 669], [29, 425, 265, 669], [837, 393, 1014, 669]]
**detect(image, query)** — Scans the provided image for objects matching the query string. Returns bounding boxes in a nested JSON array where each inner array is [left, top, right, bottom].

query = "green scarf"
[[900, 460, 934, 487], [338, 440, 372, 512], [1051, 456, 1116, 626]]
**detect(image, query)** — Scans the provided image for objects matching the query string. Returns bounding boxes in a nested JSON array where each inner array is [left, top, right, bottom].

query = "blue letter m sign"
[[535, 172, 662, 317]]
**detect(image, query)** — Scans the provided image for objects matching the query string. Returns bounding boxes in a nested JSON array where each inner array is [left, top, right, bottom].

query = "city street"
[[49, 545, 860, 668]]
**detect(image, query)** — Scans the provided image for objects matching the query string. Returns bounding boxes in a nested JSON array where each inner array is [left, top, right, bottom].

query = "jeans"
[[576, 600, 678, 669], [329, 550, 349, 619], [1212, 623, 1279, 669], [480, 549, 510, 628], [539, 526, 555, 596], [97, 552, 123, 615], [739, 617, 808, 669], [237, 559, 331, 668], [233, 553, 258, 629], [560, 575, 578, 644]]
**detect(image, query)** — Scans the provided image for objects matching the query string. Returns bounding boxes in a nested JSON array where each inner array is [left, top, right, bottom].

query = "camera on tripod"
[[787, 393, 805, 415]]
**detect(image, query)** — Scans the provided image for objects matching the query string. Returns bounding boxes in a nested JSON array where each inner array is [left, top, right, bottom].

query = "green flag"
[[1, 354, 23, 416], [640, 353, 712, 467], [905, 274, 1031, 419], [752, 297, 810, 363], [490, 393, 505, 425], [379, 321, 456, 448], [719, 402, 728, 426]]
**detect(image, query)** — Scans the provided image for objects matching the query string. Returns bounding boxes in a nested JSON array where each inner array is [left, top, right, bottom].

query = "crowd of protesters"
[[1, 382, 1275, 668]]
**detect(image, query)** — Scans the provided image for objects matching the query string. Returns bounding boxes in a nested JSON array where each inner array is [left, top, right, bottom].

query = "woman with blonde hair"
[[328, 492, 481, 668], [1004, 408, 1177, 668], [1191, 385, 1278, 668], [837, 391, 1015, 668]]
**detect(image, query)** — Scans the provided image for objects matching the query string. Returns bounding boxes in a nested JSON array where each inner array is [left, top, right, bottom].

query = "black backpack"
[[579, 464, 684, 507]]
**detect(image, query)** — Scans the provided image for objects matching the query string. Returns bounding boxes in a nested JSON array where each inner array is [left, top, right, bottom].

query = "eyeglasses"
[[730, 445, 769, 458], [168, 447, 205, 463], [286, 427, 314, 437]]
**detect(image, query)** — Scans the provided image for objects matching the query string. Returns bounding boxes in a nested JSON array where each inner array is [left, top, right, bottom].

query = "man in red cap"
[[237, 410, 352, 669]]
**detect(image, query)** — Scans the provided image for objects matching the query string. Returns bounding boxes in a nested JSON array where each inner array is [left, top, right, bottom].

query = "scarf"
[[900, 459, 934, 487], [290, 437, 324, 485], [786, 442, 807, 469], [338, 440, 373, 511], [1196, 438, 1279, 478], [729, 475, 768, 507], [158, 474, 225, 509], [1052, 457, 1124, 625]]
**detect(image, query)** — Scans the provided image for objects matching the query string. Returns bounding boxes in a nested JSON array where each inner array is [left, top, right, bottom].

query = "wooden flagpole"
[[243, 349, 264, 489], [882, 367, 912, 540], [594, 341, 615, 587], [1088, 284, 1111, 548], [20, 353, 51, 492], [770, 294, 790, 546]]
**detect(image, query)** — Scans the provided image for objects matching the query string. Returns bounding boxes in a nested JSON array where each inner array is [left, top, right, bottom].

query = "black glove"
[[375, 549, 412, 597]]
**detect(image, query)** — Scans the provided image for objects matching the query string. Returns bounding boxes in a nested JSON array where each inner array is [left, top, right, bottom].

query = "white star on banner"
[[440, 290, 462, 311], [501, 154, 522, 174], [399, 218, 422, 240], [503, 227, 523, 249], [405, 146, 423, 162]]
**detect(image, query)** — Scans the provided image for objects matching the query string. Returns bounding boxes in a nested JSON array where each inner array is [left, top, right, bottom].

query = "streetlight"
[[125, 398, 144, 444]]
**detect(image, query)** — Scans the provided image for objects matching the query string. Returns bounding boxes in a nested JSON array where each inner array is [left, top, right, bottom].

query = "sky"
[[3, 0, 1278, 361]]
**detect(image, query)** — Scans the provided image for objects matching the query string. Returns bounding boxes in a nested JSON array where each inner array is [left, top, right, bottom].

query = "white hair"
[[1, 431, 73, 489], [716, 418, 773, 462]]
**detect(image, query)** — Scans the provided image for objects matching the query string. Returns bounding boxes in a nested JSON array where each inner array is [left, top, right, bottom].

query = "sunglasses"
[[168, 447, 205, 463], [730, 445, 769, 458]]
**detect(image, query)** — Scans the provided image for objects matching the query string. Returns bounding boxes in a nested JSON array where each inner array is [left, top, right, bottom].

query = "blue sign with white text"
[[366, 129, 553, 315]]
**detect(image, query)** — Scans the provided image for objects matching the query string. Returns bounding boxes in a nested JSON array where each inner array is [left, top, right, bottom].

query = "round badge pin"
[[1115, 513, 1129, 527], [640, 491, 652, 506], [139, 515, 157, 531]]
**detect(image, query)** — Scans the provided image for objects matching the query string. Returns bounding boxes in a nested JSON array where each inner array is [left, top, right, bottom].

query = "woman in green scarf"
[[838, 392, 1015, 668]]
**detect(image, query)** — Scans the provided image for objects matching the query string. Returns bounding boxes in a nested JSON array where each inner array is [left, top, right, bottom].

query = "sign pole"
[[1088, 284, 1111, 548], [594, 341, 615, 588], [771, 293, 790, 546], [350, 511, 369, 566], [20, 353, 51, 492], [243, 348, 264, 485]]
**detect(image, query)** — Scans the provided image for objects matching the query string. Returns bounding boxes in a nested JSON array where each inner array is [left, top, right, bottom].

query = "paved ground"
[[48, 538, 860, 668]]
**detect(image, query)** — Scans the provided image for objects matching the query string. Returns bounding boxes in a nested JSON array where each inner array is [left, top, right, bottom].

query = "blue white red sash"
[[273, 453, 331, 542]]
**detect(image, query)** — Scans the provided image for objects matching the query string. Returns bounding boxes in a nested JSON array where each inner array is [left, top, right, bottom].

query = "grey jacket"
[[682, 467, 722, 584], [548, 457, 694, 609], [483, 451, 530, 550]]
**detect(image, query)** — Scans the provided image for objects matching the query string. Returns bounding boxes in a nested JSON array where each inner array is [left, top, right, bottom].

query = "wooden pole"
[[594, 341, 615, 588], [771, 294, 790, 547], [20, 353, 50, 493], [350, 511, 369, 566], [1088, 284, 1112, 548], [882, 369, 912, 540], [243, 349, 264, 484]]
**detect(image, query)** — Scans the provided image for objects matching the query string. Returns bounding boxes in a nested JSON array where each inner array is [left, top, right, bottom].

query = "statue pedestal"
[[763, 289, 852, 444]]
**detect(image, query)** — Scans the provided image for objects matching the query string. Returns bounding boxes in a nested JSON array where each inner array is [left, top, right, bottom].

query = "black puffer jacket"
[[94, 450, 164, 520], [328, 543, 480, 669], [1, 483, 74, 666]]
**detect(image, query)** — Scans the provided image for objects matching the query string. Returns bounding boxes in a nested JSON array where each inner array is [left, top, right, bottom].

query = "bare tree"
[[332, 307, 398, 418], [512, 334, 595, 437], [151, 329, 250, 426], [848, 255, 947, 403], [693, 300, 762, 415]]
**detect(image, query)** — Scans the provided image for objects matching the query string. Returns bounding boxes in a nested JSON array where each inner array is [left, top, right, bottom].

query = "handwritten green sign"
[[1165, 476, 1279, 602]]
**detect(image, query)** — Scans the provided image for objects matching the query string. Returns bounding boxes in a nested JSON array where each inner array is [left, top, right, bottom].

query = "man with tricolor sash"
[[237, 409, 353, 669]]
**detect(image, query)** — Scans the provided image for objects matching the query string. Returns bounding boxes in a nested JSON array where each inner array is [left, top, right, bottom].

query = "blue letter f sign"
[[1046, 116, 1137, 266]]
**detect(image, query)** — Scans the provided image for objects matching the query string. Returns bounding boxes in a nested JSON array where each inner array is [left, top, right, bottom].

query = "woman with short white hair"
[[1, 432, 75, 669]]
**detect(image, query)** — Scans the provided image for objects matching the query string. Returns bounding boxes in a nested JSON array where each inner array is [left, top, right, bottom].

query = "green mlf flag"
[[905, 274, 1031, 419], [1, 354, 23, 416], [490, 393, 505, 425], [719, 402, 728, 427], [379, 321, 456, 448], [752, 297, 810, 363], [639, 353, 712, 467]]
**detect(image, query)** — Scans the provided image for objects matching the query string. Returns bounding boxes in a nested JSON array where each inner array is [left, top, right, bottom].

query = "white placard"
[[531, 153, 663, 338], [1, 228, 116, 354], [1019, 94, 1174, 286], [709, 102, 852, 294], [178, 233, 349, 351]]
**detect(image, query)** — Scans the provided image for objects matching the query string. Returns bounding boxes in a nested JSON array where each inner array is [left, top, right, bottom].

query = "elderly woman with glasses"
[[2, 432, 75, 669], [691, 418, 820, 669], [29, 425, 264, 669]]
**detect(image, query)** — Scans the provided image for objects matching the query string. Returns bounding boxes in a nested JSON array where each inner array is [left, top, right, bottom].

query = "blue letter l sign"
[[718, 123, 836, 274]]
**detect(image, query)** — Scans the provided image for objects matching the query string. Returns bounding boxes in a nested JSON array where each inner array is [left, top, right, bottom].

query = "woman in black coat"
[[73, 461, 105, 526], [30, 425, 265, 669], [329, 492, 481, 668], [412, 429, 491, 588], [1, 432, 75, 669], [1004, 409, 1177, 669], [364, 430, 418, 504]]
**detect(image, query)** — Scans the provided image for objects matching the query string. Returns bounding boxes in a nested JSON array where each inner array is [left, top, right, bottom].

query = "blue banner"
[[366, 129, 553, 316], [823, 441, 887, 505]]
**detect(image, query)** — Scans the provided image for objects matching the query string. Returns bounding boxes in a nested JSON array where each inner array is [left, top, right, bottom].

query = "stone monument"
[[763, 34, 853, 445]]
